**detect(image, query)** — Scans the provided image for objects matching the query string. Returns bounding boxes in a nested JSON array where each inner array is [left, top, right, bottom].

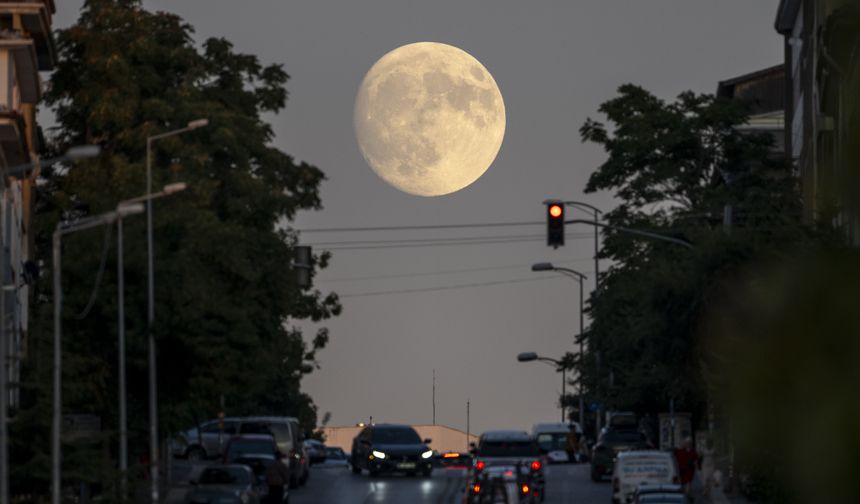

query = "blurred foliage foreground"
[[707, 250, 860, 503]]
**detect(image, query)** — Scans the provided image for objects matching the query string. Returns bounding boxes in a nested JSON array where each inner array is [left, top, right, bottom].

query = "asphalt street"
[[290, 463, 611, 504]]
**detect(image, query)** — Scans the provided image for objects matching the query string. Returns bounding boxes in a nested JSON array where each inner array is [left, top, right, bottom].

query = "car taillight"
[[471, 483, 481, 494], [612, 477, 619, 493], [521, 484, 530, 495], [530, 460, 541, 471], [475, 460, 486, 471]]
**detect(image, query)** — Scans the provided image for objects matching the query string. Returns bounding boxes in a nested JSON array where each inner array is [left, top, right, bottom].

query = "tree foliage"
[[12, 0, 340, 493], [577, 84, 822, 418]]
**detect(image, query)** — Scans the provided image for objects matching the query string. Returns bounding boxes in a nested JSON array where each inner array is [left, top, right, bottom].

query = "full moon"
[[354, 42, 506, 197]]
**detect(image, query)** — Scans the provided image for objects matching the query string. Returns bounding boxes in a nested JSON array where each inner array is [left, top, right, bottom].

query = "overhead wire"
[[319, 259, 594, 283], [294, 220, 544, 234], [339, 275, 562, 298]]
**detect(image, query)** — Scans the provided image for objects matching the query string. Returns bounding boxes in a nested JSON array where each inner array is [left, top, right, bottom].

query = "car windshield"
[[535, 432, 567, 451], [226, 439, 274, 459], [372, 427, 421, 444], [325, 447, 345, 459], [479, 440, 539, 457], [199, 467, 250, 485], [603, 430, 646, 444]]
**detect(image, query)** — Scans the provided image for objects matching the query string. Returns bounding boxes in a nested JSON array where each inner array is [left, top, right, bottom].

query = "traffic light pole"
[[564, 220, 694, 249]]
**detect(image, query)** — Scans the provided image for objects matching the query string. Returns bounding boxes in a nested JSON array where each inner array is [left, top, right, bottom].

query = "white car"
[[611, 451, 679, 504], [532, 422, 582, 464]]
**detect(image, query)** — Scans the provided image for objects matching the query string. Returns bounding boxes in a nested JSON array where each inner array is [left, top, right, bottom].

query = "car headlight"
[[372, 450, 386, 459], [421, 450, 433, 459]]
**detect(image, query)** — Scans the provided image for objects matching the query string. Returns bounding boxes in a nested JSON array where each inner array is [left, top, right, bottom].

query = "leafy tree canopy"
[[577, 85, 823, 416], [13, 0, 340, 491]]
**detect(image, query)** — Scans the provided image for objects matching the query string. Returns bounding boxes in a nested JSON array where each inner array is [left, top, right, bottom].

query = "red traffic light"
[[546, 202, 565, 247]]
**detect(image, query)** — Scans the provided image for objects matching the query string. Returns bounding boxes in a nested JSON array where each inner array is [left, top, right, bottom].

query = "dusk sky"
[[53, 1, 783, 434]]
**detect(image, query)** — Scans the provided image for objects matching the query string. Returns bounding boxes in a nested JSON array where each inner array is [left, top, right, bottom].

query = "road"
[[290, 463, 611, 504]]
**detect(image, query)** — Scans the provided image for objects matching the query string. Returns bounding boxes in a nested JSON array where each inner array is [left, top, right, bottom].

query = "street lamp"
[[115, 183, 187, 500], [0, 144, 100, 504], [531, 263, 589, 432], [52, 204, 145, 504], [517, 352, 568, 422], [145, 119, 206, 503]]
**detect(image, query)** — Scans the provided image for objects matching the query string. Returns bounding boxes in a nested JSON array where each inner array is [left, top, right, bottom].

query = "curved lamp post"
[[531, 263, 588, 431], [145, 119, 207, 503], [52, 204, 145, 504], [517, 352, 568, 422], [115, 182, 187, 499]]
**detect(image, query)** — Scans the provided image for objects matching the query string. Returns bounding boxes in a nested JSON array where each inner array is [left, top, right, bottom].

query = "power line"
[[319, 259, 594, 283], [295, 220, 543, 234], [339, 276, 561, 298], [308, 232, 593, 247], [314, 234, 595, 251]]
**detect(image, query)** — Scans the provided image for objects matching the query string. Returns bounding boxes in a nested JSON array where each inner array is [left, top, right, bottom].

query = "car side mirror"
[[423, 438, 432, 444]]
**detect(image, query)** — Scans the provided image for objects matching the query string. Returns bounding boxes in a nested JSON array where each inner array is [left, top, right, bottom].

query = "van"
[[532, 422, 581, 463], [611, 450, 679, 504]]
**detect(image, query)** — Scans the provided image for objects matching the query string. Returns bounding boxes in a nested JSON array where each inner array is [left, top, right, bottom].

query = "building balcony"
[[0, 31, 38, 103], [0, 0, 55, 71], [0, 109, 28, 167]]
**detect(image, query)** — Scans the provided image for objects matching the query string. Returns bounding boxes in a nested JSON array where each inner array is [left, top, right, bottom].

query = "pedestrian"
[[565, 424, 579, 464], [265, 450, 291, 504], [674, 437, 699, 501], [699, 437, 717, 499]]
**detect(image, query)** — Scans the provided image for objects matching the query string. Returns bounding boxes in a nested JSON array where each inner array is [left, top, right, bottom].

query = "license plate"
[[397, 462, 416, 469]]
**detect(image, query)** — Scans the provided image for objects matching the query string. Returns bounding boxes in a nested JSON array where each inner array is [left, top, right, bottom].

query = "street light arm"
[[562, 201, 603, 215], [118, 183, 187, 207], [565, 219, 695, 249], [552, 267, 587, 281]]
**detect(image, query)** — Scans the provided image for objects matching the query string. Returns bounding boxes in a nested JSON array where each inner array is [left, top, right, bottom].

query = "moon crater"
[[354, 42, 506, 197]]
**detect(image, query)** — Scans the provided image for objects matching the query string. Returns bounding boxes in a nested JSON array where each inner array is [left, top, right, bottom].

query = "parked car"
[[223, 434, 279, 464], [532, 422, 582, 464], [320, 446, 349, 468], [235, 416, 309, 488], [172, 417, 240, 460], [611, 451, 679, 504], [186, 465, 264, 504], [468, 430, 545, 502], [591, 429, 651, 481], [303, 438, 326, 465], [350, 423, 434, 476]]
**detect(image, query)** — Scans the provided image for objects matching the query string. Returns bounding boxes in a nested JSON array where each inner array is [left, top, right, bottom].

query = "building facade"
[[0, 0, 55, 410], [776, 0, 860, 243]]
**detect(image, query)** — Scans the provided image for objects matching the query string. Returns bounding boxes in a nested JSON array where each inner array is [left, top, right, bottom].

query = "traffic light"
[[546, 202, 565, 248]]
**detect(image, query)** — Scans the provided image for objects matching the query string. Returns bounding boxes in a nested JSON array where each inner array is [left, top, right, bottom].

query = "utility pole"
[[432, 369, 436, 425], [466, 399, 470, 451]]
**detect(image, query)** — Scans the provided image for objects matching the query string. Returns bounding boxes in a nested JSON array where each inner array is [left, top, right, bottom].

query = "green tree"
[[578, 84, 817, 418], [12, 0, 340, 494]]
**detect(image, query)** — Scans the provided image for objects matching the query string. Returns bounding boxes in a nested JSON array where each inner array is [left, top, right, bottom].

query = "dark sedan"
[[350, 424, 434, 476]]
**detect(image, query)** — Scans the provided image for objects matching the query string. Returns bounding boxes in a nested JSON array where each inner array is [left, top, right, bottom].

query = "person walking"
[[565, 424, 579, 464], [674, 437, 700, 502], [699, 437, 717, 499], [265, 451, 291, 504]]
